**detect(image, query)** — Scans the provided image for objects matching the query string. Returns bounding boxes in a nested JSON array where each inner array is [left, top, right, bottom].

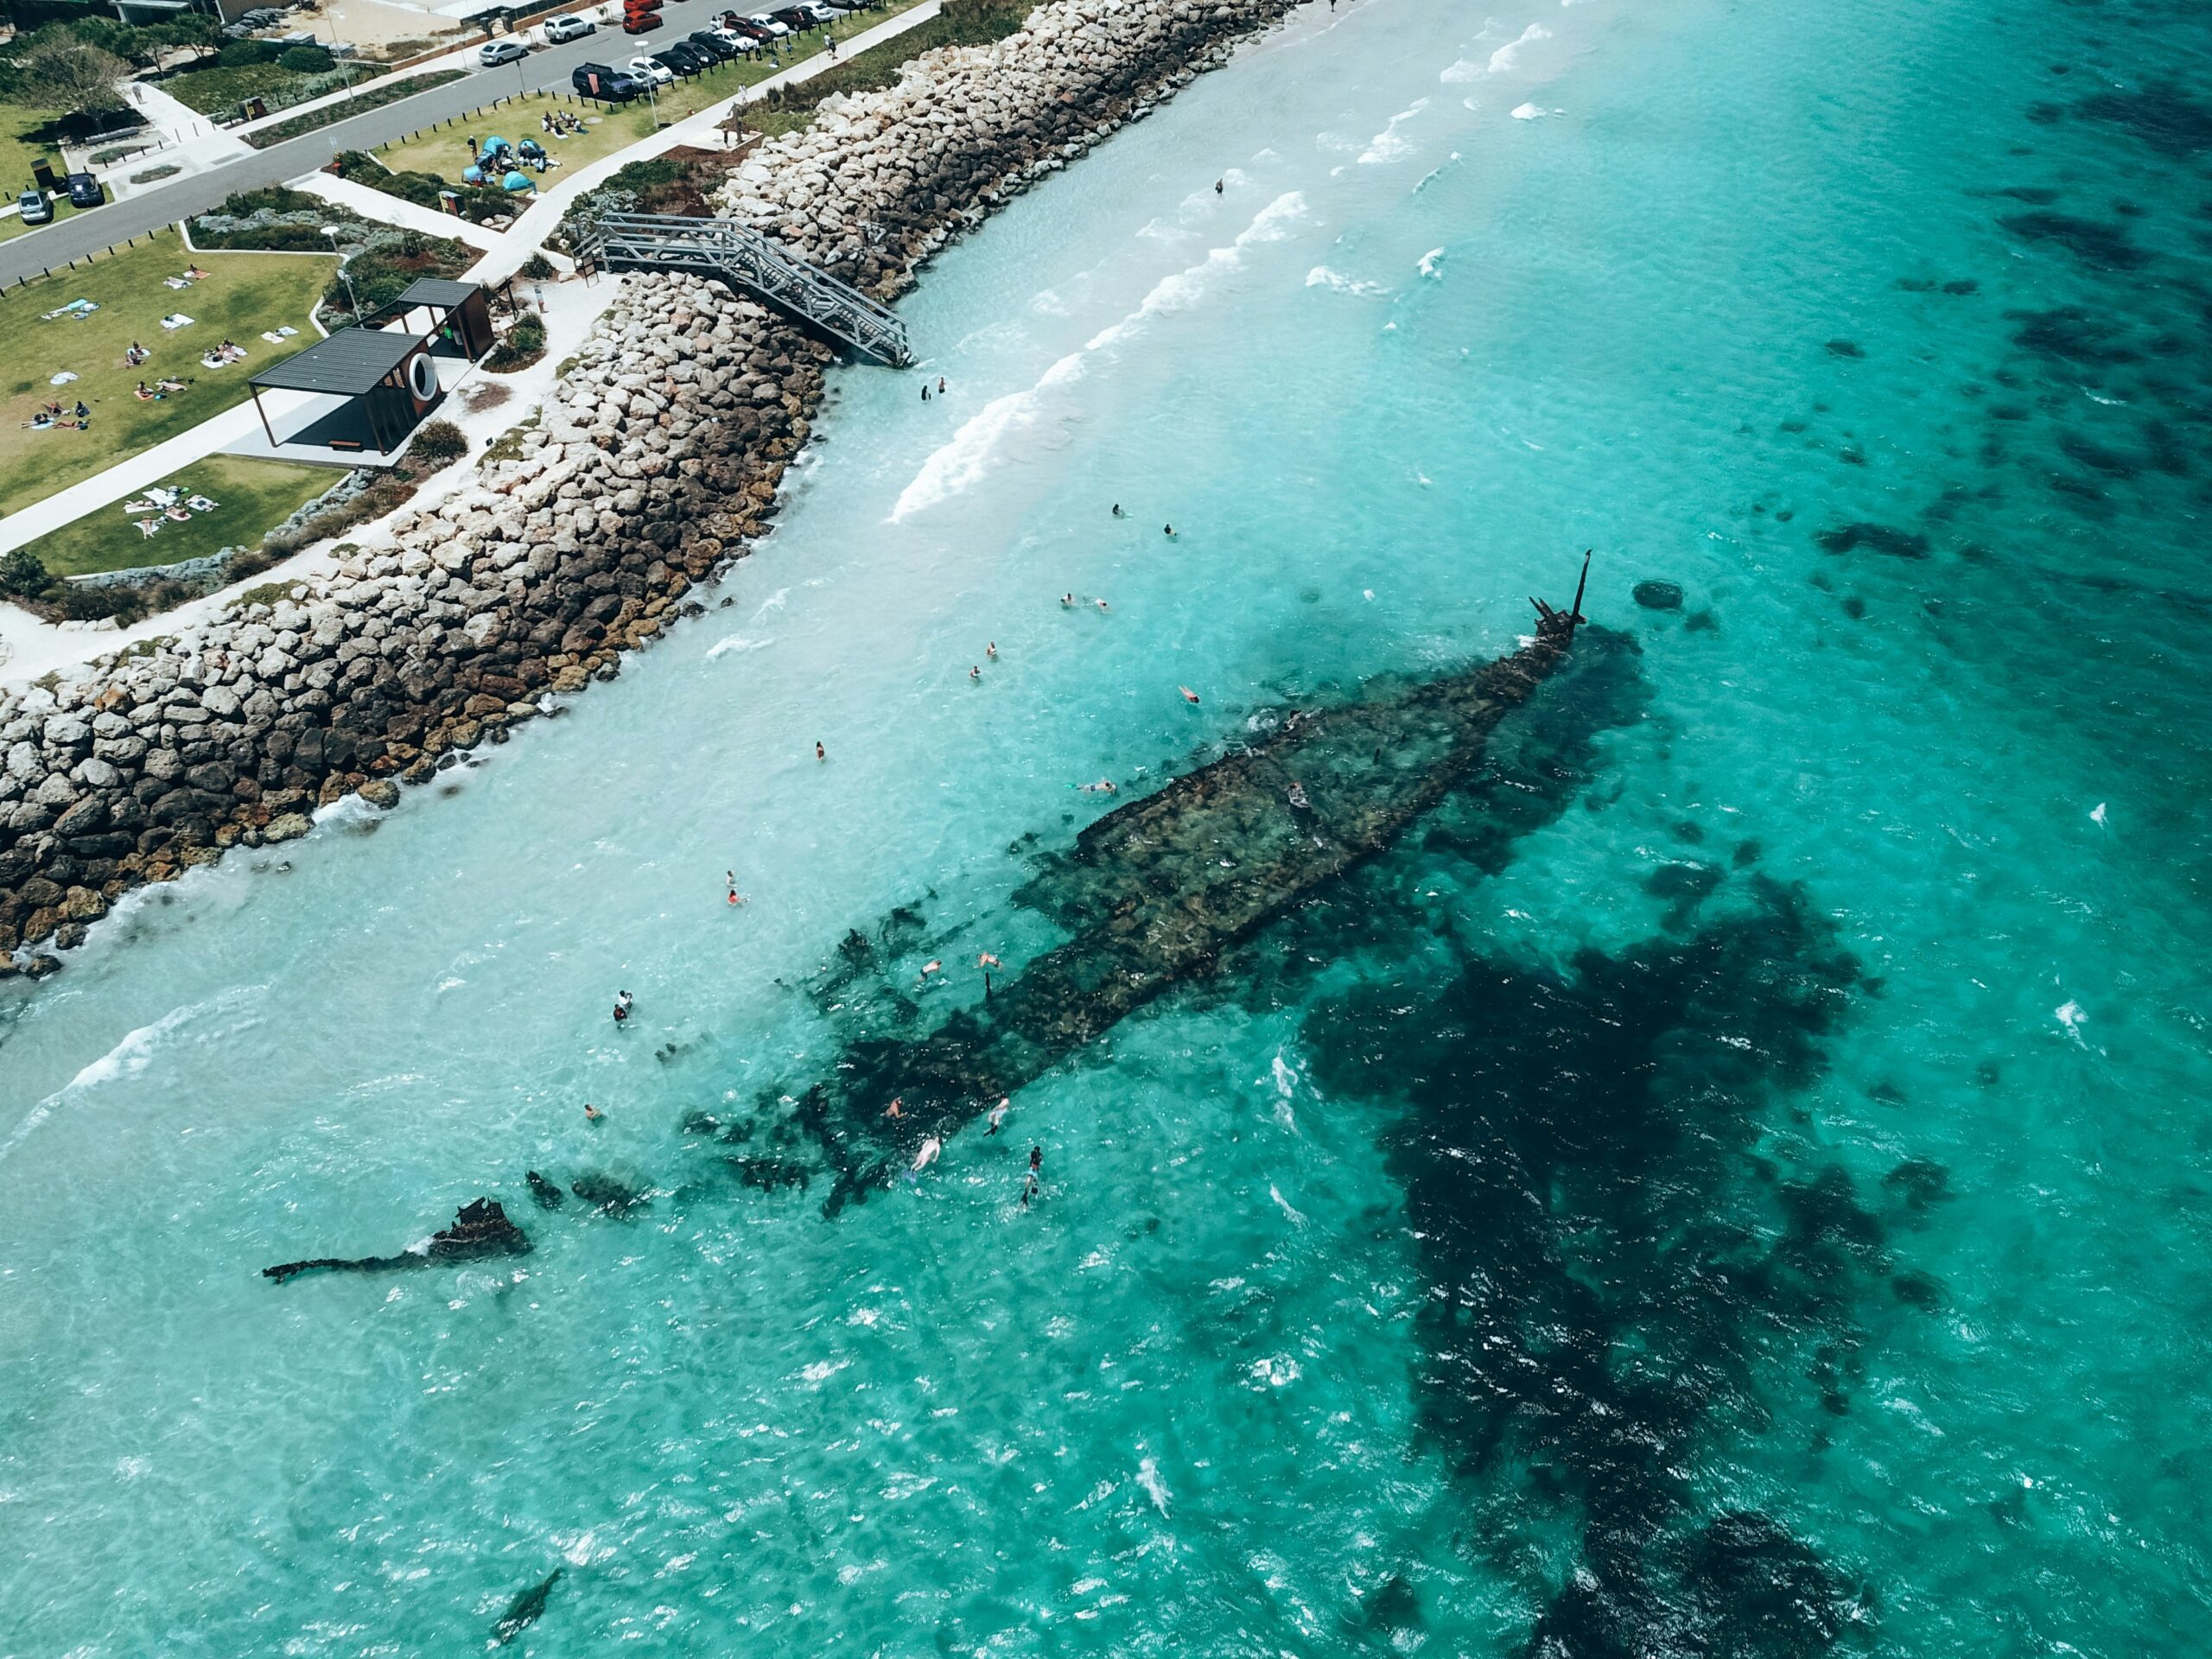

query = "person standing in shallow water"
[[816, 741, 825, 761], [1022, 1144, 1042, 1207]]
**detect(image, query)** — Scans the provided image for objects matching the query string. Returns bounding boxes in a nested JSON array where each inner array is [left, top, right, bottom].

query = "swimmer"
[[979, 951, 1001, 969], [816, 740, 826, 761], [1111, 503, 1123, 518], [1163, 524, 1175, 537], [1061, 593, 1074, 607], [986, 641, 998, 659], [987, 1096, 1009, 1135], [1021, 1143, 1042, 1207], [937, 376, 946, 395], [969, 664, 981, 681], [1096, 598, 1109, 612], [1179, 686, 1200, 704], [911, 1135, 942, 1174], [885, 1096, 906, 1119], [584, 1103, 602, 1122], [1215, 177, 1224, 194], [1287, 781, 1310, 810], [919, 959, 942, 982]]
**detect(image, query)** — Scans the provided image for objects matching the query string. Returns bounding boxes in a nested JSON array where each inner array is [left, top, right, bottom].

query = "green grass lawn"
[[34, 454, 337, 577], [0, 230, 334, 518]]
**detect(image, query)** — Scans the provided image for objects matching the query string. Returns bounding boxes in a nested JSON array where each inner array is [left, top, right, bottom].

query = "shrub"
[[56, 583, 138, 622], [518, 251, 556, 280], [277, 43, 334, 73], [410, 418, 467, 462], [216, 39, 276, 67], [485, 311, 546, 372], [0, 548, 53, 598]]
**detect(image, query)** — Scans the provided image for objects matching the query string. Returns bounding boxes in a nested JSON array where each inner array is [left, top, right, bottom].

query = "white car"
[[478, 38, 528, 65], [542, 13, 596, 42], [796, 2, 838, 22], [744, 12, 791, 37], [626, 54, 675, 84]]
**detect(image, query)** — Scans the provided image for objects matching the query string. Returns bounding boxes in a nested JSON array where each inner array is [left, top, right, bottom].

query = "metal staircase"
[[574, 213, 912, 368]]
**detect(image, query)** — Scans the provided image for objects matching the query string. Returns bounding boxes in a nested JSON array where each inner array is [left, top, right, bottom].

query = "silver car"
[[478, 38, 528, 65]]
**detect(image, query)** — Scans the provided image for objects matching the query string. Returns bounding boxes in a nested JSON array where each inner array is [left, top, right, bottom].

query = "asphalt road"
[[0, 7, 719, 288]]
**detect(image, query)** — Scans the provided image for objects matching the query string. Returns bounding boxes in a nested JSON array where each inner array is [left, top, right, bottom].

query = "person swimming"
[[1076, 779, 1117, 795], [613, 990, 634, 1024], [1061, 594, 1074, 607], [987, 1097, 1009, 1135], [1179, 686, 1200, 704], [910, 1135, 942, 1176], [969, 665, 981, 681], [816, 741, 826, 761], [583, 1103, 603, 1122], [986, 641, 997, 659], [885, 1096, 906, 1119]]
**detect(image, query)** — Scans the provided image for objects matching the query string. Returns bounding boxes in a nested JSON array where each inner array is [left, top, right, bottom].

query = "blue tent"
[[461, 163, 484, 185], [501, 169, 533, 193]]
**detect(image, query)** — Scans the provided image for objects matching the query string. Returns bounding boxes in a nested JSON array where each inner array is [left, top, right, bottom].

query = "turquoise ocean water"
[[5, 0, 2211, 1650]]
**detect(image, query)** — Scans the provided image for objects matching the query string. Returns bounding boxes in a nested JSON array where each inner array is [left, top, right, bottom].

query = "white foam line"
[[892, 194, 1310, 520], [0, 984, 267, 1164]]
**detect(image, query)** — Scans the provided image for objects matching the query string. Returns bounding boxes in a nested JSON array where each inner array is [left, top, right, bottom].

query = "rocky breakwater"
[[0, 277, 831, 972], [720, 0, 1302, 293], [0, 0, 1308, 976]]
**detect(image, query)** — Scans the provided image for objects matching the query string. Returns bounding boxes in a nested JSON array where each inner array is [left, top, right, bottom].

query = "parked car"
[[626, 53, 674, 82], [719, 13, 773, 38], [16, 188, 52, 226], [795, 2, 841, 22], [64, 171, 102, 208], [621, 9, 663, 30], [543, 12, 596, 41], [653, 41, 708, 73], [477, 37, 528, 65], [686, 28, 738, 58], [742, 12, 791, 38], [766, 7, 817, 30], [571, 60, 641, 99], [823, 0, 872, 11], [709, 23, 759, 50]]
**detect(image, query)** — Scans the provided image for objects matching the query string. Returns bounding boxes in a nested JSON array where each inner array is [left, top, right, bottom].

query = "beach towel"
[[164, 276, 192, 289], [161, 314, 194, 329], [261, 331, 284, 343], [49, 372, 77, 385], [186, 495, 218, 512], [276, 326, 297, 338]]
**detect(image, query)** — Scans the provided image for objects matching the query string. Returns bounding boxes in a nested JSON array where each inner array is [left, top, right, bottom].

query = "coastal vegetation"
[[240, 68, 469, 149], [188, 186, 475, 322], [0, 231, 331, 518]]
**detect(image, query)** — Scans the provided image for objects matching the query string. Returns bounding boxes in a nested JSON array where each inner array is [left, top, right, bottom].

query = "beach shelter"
[[502, 169, 533, 192]]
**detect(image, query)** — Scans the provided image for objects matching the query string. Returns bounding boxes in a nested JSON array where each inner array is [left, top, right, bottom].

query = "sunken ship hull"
[[767, 579, 1594, 1209]]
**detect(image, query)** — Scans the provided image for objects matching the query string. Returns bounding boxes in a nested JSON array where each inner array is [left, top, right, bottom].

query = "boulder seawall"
[[0, 0, 1303, 974]]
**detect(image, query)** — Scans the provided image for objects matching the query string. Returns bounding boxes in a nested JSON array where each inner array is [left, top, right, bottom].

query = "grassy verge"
[[744, 0, 1029, 136], [242, 68, 470, 149], [31, 455, 338, 577], [0, 230, 333, 518], [377, 89, 668, 181]]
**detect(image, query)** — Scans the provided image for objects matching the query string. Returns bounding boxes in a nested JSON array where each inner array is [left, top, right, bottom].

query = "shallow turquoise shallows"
[[6, 0, 2212, 1650]]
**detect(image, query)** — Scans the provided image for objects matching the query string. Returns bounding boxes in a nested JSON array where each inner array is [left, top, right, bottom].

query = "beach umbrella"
[[502, 170, 533, 192]]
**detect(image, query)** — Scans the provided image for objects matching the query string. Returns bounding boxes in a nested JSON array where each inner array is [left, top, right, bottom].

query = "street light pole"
[[321, 225, 362, 322]]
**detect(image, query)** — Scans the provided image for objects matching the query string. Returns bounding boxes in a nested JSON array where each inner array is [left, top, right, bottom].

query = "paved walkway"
[[297, 173, 516, 251]]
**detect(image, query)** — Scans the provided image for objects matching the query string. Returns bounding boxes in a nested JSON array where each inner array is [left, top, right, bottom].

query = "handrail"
[[574, 211, 912, 367]]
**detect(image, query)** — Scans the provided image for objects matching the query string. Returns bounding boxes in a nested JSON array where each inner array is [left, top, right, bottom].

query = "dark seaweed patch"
[[1815, 524, 1931, 559], [1303, 883, 1874, 1655], [1942, 278, 1980, 296], [1999, 186, 2063, 205], [1999, 211, 2149, 270], [2077, 84, 2212, 156], [2008, 306, 2142, 365], [2059, 430, 2140, 477], [1824, 339, 1866, 359]]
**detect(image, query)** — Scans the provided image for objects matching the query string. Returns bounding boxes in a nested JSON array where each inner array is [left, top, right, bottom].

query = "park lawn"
[[0, 105, 64, 197], [34, 454, 337, 577], [0, 230, 334, 518]]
